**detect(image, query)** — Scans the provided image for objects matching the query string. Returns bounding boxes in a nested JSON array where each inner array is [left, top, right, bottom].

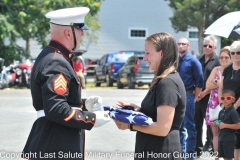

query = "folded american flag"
[[104, 106, 153, 126]]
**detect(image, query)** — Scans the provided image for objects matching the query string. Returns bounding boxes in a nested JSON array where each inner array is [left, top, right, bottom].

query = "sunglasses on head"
[[220, 96, 235, 101], [219, 56, 230, 60], [177, 43, 187, 46], [230, 52, 240, 55], [203, 44, 214, 49]]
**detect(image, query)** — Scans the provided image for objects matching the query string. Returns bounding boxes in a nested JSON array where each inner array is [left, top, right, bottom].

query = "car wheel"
[[128, 75, 135, 89], [106, 73, 113, 87], [117, 76, 123, 89], [94, 74, 101, 87]]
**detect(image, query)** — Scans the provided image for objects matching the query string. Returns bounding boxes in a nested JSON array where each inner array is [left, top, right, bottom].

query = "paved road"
[[0, 88, 218, 160]]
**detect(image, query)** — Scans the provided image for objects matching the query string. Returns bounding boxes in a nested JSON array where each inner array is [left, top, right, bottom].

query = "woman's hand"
[[234, 98, 240, 109], [116, 100, 140, 111], [114, 120, 129, 130], [196, 90, 210, 101]]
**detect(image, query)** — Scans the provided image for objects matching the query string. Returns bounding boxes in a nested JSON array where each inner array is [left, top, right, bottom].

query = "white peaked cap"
[[45, 7, 90, 30]]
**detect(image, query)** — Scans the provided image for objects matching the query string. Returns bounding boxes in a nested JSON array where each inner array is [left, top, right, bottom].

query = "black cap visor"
[[50, 22, 89, 30], [73, 23, 89, 30]]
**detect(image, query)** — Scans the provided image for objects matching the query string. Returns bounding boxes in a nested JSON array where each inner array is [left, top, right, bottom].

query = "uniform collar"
[[48, 40, 75, 61]]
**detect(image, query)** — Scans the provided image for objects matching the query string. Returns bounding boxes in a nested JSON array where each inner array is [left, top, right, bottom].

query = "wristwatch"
[[129, 124, 135, 131]]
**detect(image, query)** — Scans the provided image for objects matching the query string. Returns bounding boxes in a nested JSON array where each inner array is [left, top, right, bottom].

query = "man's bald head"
[[50, 24, 73, 50]]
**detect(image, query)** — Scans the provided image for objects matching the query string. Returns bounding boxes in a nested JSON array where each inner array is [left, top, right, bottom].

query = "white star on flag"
[[110, 110, 117, 118], [126, 114, 136, 124], [145, 118, 154, 125]]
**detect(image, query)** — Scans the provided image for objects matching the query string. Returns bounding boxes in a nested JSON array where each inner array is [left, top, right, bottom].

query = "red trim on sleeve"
[[64, 110, 76, 121]]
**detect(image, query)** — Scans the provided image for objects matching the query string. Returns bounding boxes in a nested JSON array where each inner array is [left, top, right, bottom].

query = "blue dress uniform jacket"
[[22, 40, 95, 160]]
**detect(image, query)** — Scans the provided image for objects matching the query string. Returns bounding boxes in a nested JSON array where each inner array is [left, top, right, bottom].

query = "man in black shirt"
[[195, 35, 220, 155]]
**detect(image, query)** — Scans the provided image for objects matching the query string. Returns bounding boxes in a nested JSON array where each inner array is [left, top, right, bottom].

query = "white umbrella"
[[204, 11, 240, 38]]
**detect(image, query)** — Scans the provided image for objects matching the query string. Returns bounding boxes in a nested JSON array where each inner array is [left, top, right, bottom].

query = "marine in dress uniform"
[[22, 7, 109, 160]]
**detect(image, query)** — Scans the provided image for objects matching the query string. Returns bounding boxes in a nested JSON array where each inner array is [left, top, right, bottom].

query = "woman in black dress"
[[115, 32, 186, 160], [218, 41, 240, 160]]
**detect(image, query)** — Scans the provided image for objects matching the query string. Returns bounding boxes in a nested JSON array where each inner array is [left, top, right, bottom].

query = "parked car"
[[116, 55, 154, 89], [94, 51, 136, 87], [85, 58, 99, 76]]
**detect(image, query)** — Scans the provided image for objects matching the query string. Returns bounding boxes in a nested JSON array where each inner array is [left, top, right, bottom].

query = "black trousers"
[[194, 96, 213, 151]]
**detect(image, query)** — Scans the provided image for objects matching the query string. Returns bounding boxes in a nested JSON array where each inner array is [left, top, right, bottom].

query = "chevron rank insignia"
[[53, 73, 68, 95]]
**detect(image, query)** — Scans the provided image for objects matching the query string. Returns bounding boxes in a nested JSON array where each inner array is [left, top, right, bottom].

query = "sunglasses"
[[220, 96, 235, 101], [230, 52, 240, 55], [219, 56, 230, 60], [177, 43, 187, 46], [203, 44, 214, 49]]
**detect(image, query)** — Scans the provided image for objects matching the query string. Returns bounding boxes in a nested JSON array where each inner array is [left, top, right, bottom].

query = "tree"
[[0, 0, 102, 66], [165, 0, 240, 54], [0, 4, 25, 65]]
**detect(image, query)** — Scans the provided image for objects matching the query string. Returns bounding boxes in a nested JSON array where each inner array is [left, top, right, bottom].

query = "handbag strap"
[[218, 66, 221, 80]]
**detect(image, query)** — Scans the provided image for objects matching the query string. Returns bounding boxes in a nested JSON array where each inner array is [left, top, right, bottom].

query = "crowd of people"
[[177, 36, 240, 160], [114, 34, 240, 160], [176, 35, 240, 160]]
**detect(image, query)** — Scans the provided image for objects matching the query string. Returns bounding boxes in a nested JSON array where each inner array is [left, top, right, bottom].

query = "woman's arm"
[[133, 105, 174, 136], [218, 76, 224, 103], [116, 105, 175, 137], [206, 67, 218, 90], [196, 88, 211, 101], [233, 98, 240, 109]]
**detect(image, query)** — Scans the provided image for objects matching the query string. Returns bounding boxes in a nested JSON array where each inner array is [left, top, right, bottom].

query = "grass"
[[85, 81, 149, 89], [85, 81, 117, 89], [8, 85, 28, 89]]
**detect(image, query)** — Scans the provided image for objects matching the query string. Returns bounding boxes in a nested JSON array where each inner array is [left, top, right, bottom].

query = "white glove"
[[85, 96, 103, 112], [94, 111, 110, 128]]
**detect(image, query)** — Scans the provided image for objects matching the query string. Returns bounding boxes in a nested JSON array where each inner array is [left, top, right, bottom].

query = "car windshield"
[[107, 52, 134, 63]]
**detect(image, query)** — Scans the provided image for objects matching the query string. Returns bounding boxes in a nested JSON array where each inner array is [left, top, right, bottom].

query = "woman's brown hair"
[[146, 32, 179, 90], [219, 48, 231, 58]]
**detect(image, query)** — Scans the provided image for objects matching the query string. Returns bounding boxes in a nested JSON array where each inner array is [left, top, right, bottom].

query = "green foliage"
[[0, 0, 103, 66], [165, 0, 240, 54], [0, 44, 24, 65], [221, 38, 236, 48]]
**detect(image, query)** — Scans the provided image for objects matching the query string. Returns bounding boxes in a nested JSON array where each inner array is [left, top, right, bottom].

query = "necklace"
[[231, 69, 239, 79]]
